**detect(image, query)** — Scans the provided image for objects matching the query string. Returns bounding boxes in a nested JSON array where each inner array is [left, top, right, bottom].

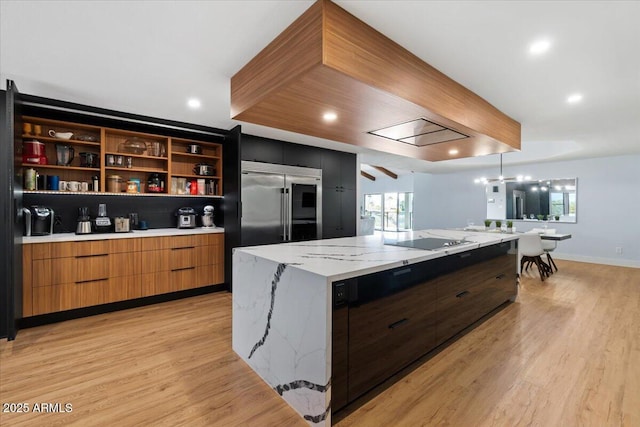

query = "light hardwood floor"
[[1, 260, 638, 426]]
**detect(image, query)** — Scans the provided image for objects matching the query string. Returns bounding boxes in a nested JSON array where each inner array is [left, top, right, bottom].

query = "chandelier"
[[473, 154, 531, 184]]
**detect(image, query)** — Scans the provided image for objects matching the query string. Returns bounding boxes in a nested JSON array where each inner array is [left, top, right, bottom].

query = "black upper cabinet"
[[322, 150, 357, 190], [283, 143, 322, 169], [241, 134, 283, 164]]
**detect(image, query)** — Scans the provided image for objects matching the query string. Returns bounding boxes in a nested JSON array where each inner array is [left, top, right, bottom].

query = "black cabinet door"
[[283, 143, 322, 169], [348, 277, 437, 401], [322, 188, 356, 239], [240, 134, 283, 164], [321, 150, 353, 189]]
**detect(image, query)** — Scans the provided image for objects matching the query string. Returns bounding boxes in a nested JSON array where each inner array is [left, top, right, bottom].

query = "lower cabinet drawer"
[[348, 282, 437, 401], [142, 264, 224, 296], [33, 253, 138, 287], [32, 275, 141, 315]]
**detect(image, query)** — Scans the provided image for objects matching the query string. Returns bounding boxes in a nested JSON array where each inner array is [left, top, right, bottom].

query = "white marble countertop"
[[23, 227, 224, 244], [235, 229, 518, 282]]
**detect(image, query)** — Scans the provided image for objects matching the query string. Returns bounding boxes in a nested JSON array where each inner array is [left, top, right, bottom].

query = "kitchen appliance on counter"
[[241, 161, 322, 246], [55, 144, 74, 166], [22, 140, 48, 164], [176, 207, 197, 229], [23, 206, 55, 236], [114, 217, 130, 233], [76, 207, 92, 235], [202, 205, 215, 228], [92, 203, 112, 233]]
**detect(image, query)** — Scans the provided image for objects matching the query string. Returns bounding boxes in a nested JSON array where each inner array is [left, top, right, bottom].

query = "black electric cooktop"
[[384, 237, 470, 251]]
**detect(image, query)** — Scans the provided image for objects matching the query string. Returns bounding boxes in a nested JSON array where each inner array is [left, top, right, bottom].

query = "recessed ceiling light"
[[567, 93, 583, 104], [529, 39, 551, 55], [187, 98, 201, 109], [323, 112, 337, 122], [448, 149, 459, 155]]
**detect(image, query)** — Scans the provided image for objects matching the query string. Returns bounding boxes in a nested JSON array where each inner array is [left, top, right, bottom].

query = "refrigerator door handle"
[[281, 188, 287, 241], [285, 188, 291, 241]]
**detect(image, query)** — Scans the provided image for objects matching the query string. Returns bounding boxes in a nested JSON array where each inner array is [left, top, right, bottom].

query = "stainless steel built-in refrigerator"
[[241, 161, 322, 246]]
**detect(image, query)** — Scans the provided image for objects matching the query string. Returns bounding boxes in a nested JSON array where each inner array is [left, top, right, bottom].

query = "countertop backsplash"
[[23, 193, 223, 233]]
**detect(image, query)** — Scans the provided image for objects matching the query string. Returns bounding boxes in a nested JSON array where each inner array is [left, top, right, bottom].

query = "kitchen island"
[[232, 229, 518, 425]]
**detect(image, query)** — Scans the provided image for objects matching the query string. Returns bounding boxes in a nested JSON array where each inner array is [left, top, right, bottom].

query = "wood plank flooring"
[[1, 260, 639, 426]]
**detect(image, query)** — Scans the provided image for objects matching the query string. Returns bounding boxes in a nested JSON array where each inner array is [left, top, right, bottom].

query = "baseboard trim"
[[553, 253, 640, 268]]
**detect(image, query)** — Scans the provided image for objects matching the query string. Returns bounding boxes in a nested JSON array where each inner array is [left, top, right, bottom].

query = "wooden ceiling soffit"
[[360, 170, 376, 181], [231, 0, 521, 162]]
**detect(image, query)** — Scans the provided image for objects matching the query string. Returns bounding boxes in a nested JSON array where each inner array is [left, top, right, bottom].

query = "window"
[[364, 192, 413, 231]]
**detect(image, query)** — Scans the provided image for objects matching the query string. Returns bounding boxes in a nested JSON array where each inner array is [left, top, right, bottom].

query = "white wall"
[[360, 172, 414, 196], [413, 154, 640, 267]]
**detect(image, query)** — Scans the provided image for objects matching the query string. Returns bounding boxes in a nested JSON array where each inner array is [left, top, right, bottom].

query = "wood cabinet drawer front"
[[33, 279, 108, 315], [32, 276, 141, 315], [170, 247, 197, 270], [139, 250, 169, 274], [168, 235, 197, 249], [196, 244, 223, 266], [207, 233, 223, 246], [106, 275, 141, 304], [110, 252, 140, 278], [193, 264, 224, 288], [33, 255, 110, 287], [140, 236, 164, 252], [110, 238, 140, 253]]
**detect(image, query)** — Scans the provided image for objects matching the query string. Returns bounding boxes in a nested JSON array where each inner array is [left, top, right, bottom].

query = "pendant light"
[[473, 154, 531, 184]]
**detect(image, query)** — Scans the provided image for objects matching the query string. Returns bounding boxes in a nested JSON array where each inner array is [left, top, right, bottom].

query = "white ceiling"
[[1, 1, 638, 175]]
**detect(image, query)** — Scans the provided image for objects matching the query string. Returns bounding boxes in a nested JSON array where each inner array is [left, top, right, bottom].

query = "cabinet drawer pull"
[[456, 290, 470, 298], [171, 246, 196, 250], [75, 253, 108, 259], [393, 268, 412, 277], [388, 318, 409, 329], [75, 278, 109, 284], [496, 273, 506, 279], [458, 253, 472, 259], [171, 266, 195, 272]]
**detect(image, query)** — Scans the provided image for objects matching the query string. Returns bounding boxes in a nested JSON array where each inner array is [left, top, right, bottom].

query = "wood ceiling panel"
[[231, 0, 521, 162]]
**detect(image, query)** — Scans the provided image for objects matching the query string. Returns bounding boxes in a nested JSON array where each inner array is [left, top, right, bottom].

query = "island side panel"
[[232, 249, 332, 425]]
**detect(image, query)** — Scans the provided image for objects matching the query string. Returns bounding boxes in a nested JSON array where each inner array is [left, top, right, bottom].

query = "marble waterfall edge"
[[232, 249, 331, 425]]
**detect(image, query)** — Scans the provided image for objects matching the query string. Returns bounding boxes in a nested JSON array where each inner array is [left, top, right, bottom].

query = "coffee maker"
[[23, 206, 55, 236]]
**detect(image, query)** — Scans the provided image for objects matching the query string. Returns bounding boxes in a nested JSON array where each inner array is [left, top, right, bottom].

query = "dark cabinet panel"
[[283, 143, 322, 169], [435, 251, 516, 346], [348, 278, 437, 401], [321, 150, 356, 190], [331, 243, 517, 411], [332, 305, 349, 411], [322, 188, 356, 239], [240, 134, 283, 164]]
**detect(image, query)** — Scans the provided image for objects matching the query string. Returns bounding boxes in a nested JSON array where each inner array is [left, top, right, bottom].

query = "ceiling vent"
[[369, 118, 469, 147]]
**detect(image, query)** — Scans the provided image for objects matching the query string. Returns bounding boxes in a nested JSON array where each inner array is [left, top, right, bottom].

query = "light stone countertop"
[[235, 228, 518, 282], [23, 227, 224, 244]]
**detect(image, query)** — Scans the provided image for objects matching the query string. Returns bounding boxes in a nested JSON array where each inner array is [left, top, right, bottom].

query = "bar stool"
[[531, 228, 558, 272], [519, 233, 550, 281]]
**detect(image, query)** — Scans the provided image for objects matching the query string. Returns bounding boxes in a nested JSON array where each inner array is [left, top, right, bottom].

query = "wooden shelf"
[[21, 163, 100, 172], [24, 190, 222, 198], [106, 166, 168, 173], [171, 152, 220, 160], [22, 135, 101, 147], [105, 151, 167, 160], [171, 173, 220, 179]]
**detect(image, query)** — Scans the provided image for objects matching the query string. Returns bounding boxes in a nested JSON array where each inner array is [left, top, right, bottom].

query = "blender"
[[76, 207, 92, 234]]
